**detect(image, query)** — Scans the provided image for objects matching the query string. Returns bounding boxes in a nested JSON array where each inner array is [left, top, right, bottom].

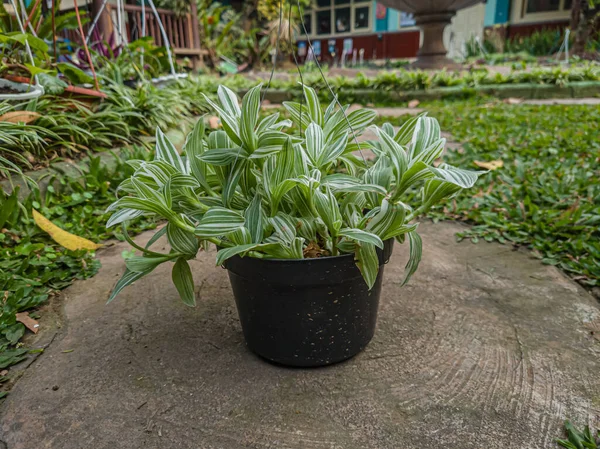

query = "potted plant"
[[106, 84, 483, 367]]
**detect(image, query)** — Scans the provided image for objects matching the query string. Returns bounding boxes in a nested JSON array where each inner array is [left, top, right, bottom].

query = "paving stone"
[[1, 221, 598, 449]]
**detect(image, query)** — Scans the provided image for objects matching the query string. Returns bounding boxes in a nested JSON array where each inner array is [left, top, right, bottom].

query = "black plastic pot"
[[224, 239, 394, 367]]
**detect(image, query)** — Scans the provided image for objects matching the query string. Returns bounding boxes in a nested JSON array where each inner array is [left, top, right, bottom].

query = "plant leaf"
[[172, 258, 196, 306], [355, 242, 379, 290], [339, 228, 384, 249], [401, 230, 422, 286], [194, 207, 245, 237], [107, 268, 154, 303]]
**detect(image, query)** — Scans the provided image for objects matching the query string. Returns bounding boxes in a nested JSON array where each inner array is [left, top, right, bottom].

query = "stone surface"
[[1, 222, 599, 449]]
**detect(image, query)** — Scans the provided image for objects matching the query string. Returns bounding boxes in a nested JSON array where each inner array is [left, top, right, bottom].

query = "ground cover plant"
[[0, 147, 156, 389], [376, 99, 600, 288], [105, 84, 484, 304], [183, 64, 600, 103]]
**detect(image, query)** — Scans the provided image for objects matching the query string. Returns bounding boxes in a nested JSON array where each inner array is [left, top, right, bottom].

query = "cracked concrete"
[[1, 221, 599, 449]]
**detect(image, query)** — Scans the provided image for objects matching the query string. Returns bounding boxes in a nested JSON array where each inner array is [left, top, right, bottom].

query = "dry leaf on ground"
[[16, 312, 39, 334], [0, 111, 41, 124], [32, 210, 101, 251], [474, 160, 503, 171], [408, 99, 420, 109]]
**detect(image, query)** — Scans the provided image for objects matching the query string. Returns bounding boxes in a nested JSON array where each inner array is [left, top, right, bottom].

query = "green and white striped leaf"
[[314, 186, 342, 236], [327, 108, 377, 143], [339, 228, 384, 249], [423, 163, 484, 206], [207, 129, 234, 151], [410, 116, 441, 159], [107, 268, 154, 303], [155, 128, 187, 174], [240, 84, 261, 151], [167, 222, 199, 255], [324, 99, 336, 121], [363, 156, 393, 207], [202, 93, 242, 145], [256, 112, 280, 134], [198, 147, 247, 166], [270, 178, 303, 214], [126, 254, 176, 273], [393, 161, 433, 199], [304, 122, 324, 166], [170, 174, 201, 190], [401, 230, 422, 286], [221, 158, 246, 208], [318, 131, 348, 167], [145, 226, 168, 250], [323, 174, 387, 195], [381, 122, 395, 137], [282, 101, 310, 130], [394, 112, 426, 146], [378, 128, 408, 187], [302, 85, 323, 126], [355, 242, 379, 290], [194, 207, 245, 237], [269, 213, 298, 243], [366, 199, 408, 240], [138, 160, 178, 187], [106, 208, 144, 229], [244, 193, 264, 243], [251, 131, 291, 159], [172, 258, 196, 307], [226, 226, 252, 245], [215, 243, 259, 266], [183, 118, 211, 191], [411, 138, 445, 166], [217, 85, 241, 118]]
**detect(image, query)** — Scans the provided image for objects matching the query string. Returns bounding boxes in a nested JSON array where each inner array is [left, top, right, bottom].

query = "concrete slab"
[[1, 221, 599, 449]]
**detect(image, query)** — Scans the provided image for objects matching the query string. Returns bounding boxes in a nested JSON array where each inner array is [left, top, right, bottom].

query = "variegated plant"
[[106, 84, 483, 306]]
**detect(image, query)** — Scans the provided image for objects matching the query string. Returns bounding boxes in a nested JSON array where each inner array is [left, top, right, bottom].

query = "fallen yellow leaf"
[[474, 160, 503, 171], [32, 209, 101, 251], [0, 111, 40, 124]]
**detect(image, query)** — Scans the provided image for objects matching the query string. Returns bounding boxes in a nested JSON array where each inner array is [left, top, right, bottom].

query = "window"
[[304, 0, 372, 37], [335, 7, 351, 33], [302, 13, 312, 34], [526, 0, 560, 12], [524, 0, 571, 14], [317, 10, 332, 35]]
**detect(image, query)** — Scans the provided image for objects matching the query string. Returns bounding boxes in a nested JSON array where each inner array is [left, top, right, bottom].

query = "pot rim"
[[222, 238, 393, 265]]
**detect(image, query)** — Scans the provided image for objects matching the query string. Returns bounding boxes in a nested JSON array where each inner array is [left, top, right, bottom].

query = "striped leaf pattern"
[[194, 207, 245, 238], [108, 83, 484, 303]]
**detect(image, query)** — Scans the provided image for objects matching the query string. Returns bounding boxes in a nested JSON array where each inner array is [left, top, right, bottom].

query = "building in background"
[[297, 0, 485, 63], [297, 0, 574, 63], [485, 0, 572, 39]]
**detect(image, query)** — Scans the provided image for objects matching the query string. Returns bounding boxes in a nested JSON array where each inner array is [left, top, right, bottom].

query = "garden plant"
[[105, 84, 484, 365]]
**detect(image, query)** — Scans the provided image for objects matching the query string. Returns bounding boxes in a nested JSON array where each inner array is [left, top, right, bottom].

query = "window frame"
[[302, 0, 373, 38], [512, 0, 571, 24]]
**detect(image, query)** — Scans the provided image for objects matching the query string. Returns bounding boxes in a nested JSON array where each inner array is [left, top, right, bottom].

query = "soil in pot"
[[0, 85, 23, 95], [224, 239, 394, 367]]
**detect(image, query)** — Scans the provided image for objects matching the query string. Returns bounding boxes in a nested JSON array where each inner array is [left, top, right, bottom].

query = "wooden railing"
[[115, 2, 202, 69]]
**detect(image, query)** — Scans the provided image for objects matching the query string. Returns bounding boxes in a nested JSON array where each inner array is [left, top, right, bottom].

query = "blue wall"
[[373, 2, 401, 33], [484, 0, 511, 26]]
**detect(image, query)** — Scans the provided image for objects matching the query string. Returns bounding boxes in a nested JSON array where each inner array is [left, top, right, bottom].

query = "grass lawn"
[[378, 99, 600, 289]]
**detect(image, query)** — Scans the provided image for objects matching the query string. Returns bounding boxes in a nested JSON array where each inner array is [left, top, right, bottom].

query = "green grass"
[[378, 99, 600, 287], [0, 147, 157, 382]]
